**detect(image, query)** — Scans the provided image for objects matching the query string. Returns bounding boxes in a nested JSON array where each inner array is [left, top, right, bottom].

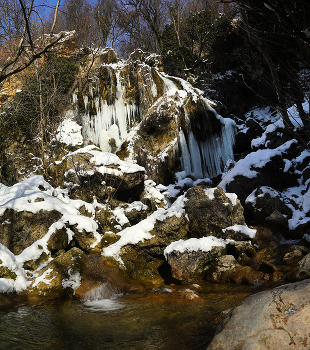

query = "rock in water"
[[207, 279, 310, 350]]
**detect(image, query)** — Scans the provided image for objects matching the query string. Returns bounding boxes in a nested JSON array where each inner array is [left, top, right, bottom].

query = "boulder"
[[245, 186, 292, 227], [234, 118, 264, 154], [206, 255, 240, 282], [221, 141, 299, 206], [119, 214, 189, 283], [294, 253, 310, 280], [166, 246, 226, 282], [205, 255, 262, 284], [207, 279, 310, 350], [48, 146, 145, 202], [0, 209, 62, 255], [28, 248, 84, 298], [185, 186, 245, 239], [227, 241, 256, 258]]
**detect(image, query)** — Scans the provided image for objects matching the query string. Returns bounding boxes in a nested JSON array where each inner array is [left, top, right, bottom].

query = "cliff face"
[[75, 49, 236, 184]]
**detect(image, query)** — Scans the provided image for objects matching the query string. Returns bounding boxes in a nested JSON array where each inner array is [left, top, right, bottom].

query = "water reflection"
[[0, 283, 261, 350]]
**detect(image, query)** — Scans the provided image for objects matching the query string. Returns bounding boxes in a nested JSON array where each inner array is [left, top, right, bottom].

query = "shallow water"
[[0, 283, 263, 350]]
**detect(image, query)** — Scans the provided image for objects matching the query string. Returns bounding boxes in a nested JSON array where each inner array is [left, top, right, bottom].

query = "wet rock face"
[[185, 186, 245, 239], [207, 279, 310, 350], [0, 209, 62, 255]]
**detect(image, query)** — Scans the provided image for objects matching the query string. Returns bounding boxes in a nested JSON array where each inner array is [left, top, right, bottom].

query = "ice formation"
[[78, 61, 235, 180]]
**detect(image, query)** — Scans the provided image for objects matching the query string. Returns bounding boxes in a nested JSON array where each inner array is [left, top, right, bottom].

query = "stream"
[[0, 282, 267, 350]]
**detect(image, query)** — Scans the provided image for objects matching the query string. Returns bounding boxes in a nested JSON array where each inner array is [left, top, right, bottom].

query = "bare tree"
[[0, 0, 67, 85]]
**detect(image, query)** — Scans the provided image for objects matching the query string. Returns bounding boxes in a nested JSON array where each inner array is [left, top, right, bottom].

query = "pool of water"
[[0, 283, 263, 350]]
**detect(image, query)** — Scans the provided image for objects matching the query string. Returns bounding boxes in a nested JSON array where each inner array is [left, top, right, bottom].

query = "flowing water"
[[0, 283, 265, 350]]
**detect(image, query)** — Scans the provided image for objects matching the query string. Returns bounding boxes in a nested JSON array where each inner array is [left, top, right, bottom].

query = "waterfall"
[[82, 282, 124, 311]]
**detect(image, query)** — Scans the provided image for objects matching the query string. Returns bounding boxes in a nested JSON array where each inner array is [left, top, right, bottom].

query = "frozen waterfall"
[[81, 70, 140, 152]]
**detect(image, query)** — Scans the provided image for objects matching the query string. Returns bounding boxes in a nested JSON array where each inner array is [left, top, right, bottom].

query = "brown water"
[[0, 283, 264, 350]]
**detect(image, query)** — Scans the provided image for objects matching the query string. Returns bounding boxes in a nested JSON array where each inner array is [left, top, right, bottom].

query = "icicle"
[[80, 68, 140, 153]]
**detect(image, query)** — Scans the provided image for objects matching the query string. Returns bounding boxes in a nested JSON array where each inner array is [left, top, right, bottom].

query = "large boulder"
[[220, 140, 299, 206], [207, 279, 310, 350], [165, 244, 227, 282], [185, 186, 246, 239], [245, 186, 292, 225], [119, 213, 189, 283], [0, 209, 62, 255], [28, 248, 84, 299], [48, 145, 145, 202]]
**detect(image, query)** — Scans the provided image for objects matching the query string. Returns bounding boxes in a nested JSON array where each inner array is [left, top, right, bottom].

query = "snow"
[[219, 140, 297, 191], [61, 269, 81, 291], [66, 145, 145, 175], [164, 236, 230, 257], [56, 111, 83, 146], [0, 243, 30, 293], [102, 195, 187, 263], [32, 268, 55, 288], [0, 175, 102, 292], [245, 186, 280, 206], [222, 225, 257, 239]]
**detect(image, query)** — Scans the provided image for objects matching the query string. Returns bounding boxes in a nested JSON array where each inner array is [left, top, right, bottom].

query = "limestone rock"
[[206, 255, 240, 282], [48, 146, 145, 202], [227, 241, 256, 258], [166, 246, 226, 282], [29, 248, 84, 298], [185, 186, 245, 239], [207, 279, 310, 350], [119, 214, 189, 283], [0, 209, 62, 255], [245, 186, 292, 226], [295, 253, 310, 280]]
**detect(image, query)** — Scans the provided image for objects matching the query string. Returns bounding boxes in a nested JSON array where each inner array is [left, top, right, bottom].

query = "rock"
[[72, 225, 99, 253], [119, 214, 189, 283], [294, 253, 310, 280], [48, 146, 145, 202], [227, 241, 256, 258], [206, 255, 240, 282], [253, 246, 279, 263], [259, 260, 277, 274], [265, 210, 290, 237], [245, 186, 292, 227], [237, 253, 251, 266], [0, 209, 62, 255], [166, 246, 226, 282], [234, 119, 263, 154], [28, 248, 84, 298], [207, 279, 310, 350], [223, 142, 299, 206], [47, 228, 70, 255], [229, 266, 263, 285], [185, 186, 245, 239], [252, 226, 278, 249], [99, 47, 118, 64], [283, 250, 303, 265], [174, 288, 201, 301]]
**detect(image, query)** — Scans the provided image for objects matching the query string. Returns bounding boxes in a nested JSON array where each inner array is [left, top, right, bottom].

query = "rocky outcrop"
[[119, 213, 189, 283], [207, 279, 310, 350], [0, 209, 62, 255], [48, 145, 145, 202], [185, 186, 245, 239], [166, 246, 226, 282]]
